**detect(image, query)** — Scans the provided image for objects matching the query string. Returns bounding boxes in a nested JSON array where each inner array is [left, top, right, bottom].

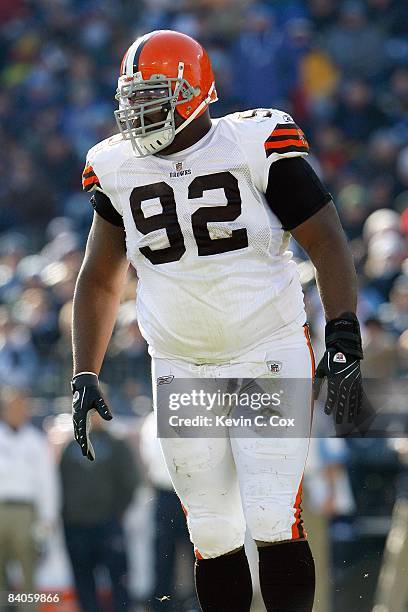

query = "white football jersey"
[[83, 109, 310, 362]]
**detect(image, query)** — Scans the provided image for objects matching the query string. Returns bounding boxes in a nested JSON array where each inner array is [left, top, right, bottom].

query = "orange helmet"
[[114, 30, 218, 156]]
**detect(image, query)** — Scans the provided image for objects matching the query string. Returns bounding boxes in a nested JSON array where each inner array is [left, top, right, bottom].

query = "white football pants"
[[152, 324, 314, 559]]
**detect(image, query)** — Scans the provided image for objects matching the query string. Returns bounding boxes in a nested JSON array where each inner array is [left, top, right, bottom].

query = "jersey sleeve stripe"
[[83, 182, 101, 192], [266, 121, 298, 134], [82, 175, 101, 192], [82, 164, 101, 191], [265, 145, 309, 157], [265, 139, 308, 150], [264, 122, 309, 157], [268, 128, 301, 137], [265, 135, 307, 146], [83, 175, 100, 187]]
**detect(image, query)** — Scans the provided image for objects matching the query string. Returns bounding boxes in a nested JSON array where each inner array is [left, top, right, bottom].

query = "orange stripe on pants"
[[291, 477, 306, 540]]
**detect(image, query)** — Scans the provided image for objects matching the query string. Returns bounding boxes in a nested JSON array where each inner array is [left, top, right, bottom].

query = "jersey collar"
[[155, 122, 217, 161]]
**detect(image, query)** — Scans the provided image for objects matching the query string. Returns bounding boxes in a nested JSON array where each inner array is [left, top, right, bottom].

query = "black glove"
[[71, 372, 113, 460], [314, 312, 375, 435]]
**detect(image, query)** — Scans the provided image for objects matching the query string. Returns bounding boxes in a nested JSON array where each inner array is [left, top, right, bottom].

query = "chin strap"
[[174, 81, 217, 136]]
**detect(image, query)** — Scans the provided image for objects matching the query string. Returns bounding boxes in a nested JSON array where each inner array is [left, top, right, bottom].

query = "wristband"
[[71, 372, 99, 391], [325, 312, 363, 359]]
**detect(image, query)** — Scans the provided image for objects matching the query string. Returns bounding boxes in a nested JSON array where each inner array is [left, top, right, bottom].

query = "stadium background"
[[0, 0, 407, 610]]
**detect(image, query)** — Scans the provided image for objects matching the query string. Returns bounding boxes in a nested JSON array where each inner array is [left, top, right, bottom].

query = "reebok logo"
[[157, 375, 174, 385]]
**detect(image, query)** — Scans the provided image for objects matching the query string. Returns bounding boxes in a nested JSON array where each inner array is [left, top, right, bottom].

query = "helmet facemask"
[[115, 62, 199, 156]]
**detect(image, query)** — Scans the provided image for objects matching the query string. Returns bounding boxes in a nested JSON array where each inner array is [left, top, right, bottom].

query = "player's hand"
[[314, 347, 363, 425], [313, 312, 374, 435], [71, 372, 112, 460]]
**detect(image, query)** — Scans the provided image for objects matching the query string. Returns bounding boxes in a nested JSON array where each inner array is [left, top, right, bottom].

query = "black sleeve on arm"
[[265, 157, 332, 231], [90, 190, 124, 228]]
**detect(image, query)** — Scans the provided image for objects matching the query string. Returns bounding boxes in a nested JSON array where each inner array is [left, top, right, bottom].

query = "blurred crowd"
[[0, 0, 407, 398], [0, 0, 407, 610]]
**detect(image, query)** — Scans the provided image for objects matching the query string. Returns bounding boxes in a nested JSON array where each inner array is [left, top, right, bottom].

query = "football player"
[[72, 30, 369, 612]]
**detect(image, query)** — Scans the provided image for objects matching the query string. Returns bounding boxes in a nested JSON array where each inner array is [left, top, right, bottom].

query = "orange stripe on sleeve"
[[83, 175, 99, 187], [265, 139, 308, 150], [82, 165, 94, 176], [269, 128, 302, 137]]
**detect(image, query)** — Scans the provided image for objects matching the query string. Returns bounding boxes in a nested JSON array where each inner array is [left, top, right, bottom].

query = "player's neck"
[[159, 112, 213, 156]]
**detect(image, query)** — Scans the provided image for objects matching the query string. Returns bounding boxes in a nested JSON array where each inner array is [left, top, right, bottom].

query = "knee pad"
[[188, 514, 245, 559], [245, 501, 296, 543]]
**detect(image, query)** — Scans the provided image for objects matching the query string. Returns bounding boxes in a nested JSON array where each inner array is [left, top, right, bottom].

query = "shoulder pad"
[[82, 134, 131, 193], [235, 108, 308, 155], [236, 108, 294, 123], [225, 109, 309, 192]]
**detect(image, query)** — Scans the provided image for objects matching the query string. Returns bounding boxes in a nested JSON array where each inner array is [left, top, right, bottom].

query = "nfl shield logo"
[[175, 161, 183, 171], [267, 361, 282, 373]]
